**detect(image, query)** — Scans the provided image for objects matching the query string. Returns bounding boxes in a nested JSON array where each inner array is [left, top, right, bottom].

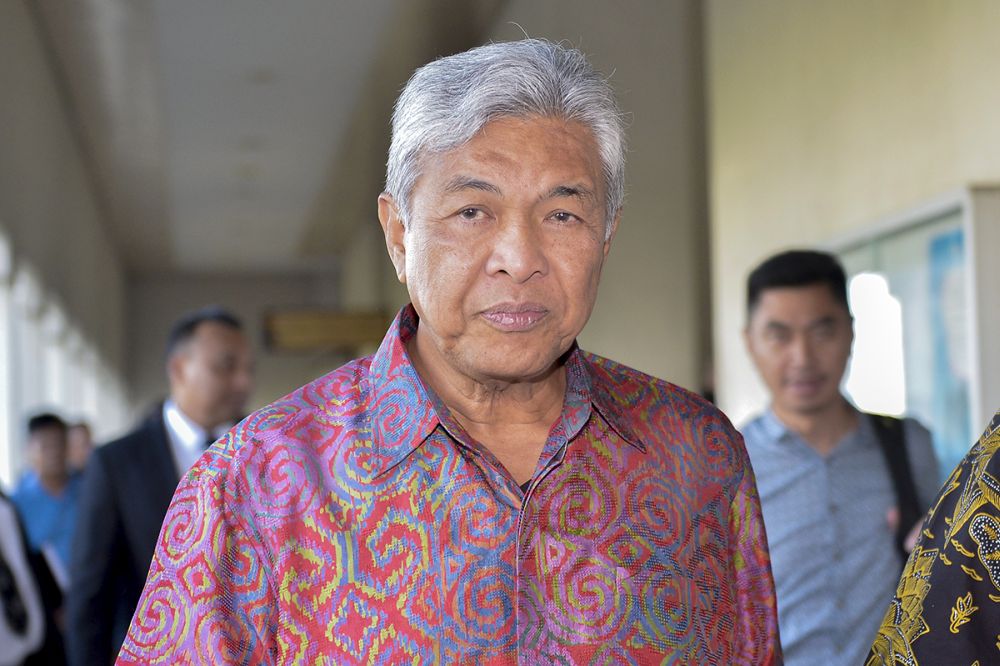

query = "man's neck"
[[38, 473, 69, 495], [168, 398, 217, 434], [773, 397, 858, 457], [406, 338, 566, 484]]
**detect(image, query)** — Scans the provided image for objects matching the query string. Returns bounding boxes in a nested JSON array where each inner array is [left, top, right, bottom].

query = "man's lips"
[[785, 377, 825, 393], [480, 304, 549, 331]]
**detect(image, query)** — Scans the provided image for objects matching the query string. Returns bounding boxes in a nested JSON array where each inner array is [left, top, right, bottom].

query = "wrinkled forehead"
[[411, 116, 605, 198]]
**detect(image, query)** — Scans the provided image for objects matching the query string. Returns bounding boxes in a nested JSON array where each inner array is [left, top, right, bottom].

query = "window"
[[838, 205, 973, 478], [0, 240, 131, 488]]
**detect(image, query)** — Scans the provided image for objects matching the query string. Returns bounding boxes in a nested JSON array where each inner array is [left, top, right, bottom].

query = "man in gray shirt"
[[740, 249, 940, 666]]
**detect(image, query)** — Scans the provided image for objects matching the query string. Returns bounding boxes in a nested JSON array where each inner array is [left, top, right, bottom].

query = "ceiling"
[[32, 0, 508, 275]]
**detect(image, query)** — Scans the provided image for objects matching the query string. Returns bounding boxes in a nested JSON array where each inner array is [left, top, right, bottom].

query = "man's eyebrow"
[[443, 176, 502, 196], [806, 315, 839, 330], [541, 184, 598, 204]]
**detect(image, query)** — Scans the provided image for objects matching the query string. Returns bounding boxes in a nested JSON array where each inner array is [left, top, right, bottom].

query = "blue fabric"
[[11, 471, 82, 570], [742, 408, 939, 666]]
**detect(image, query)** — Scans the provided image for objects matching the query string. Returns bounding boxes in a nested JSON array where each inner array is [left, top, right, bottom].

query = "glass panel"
[[839, 210, 971, 478]]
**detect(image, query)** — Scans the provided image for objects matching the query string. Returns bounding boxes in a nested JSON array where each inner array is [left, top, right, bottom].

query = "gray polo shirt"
[[742, 408, 940, 666]]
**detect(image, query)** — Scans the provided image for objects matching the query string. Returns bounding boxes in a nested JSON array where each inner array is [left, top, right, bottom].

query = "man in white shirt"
[[66, 306, 254, 666]]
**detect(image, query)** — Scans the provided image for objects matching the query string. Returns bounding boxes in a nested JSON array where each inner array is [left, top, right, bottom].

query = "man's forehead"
[[31, 427, 66, 440], [182, 322, 247, 356], [753, 283, 847, 315], [416, 117, 603, 196]]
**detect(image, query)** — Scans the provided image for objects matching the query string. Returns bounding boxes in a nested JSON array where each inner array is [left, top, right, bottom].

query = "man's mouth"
[[480, 303, 549, 331]]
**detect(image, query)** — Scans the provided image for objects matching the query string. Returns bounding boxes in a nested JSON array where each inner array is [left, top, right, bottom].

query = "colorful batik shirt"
[[118, 305, 780, 665], [867, 409, 1000, 666]]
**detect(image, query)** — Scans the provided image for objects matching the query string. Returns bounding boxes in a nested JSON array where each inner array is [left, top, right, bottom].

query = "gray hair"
[[385, 38, 626, 236]]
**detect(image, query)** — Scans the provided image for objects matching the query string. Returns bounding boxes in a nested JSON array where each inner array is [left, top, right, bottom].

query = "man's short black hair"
[[28, 412, 68, 435], [746, 249, 850, 319], [165, 306, 243, 359]]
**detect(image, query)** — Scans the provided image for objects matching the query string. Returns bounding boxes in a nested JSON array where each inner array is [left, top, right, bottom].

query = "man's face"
[[67, 425, 93, 470], [169, 322, 254, 429], [379, 116, 617, 385], [29, 426, 68, 481], [744, 284, 854, 417]]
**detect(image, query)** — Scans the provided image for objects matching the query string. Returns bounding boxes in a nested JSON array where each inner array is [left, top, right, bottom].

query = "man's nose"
[[233, 364, 255, 395], [484, 217, 548, 283], [788, 334, 814, 365]]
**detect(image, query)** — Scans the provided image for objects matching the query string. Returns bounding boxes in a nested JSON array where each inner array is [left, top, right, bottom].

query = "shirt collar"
[[988, 409, 1000, 436], [759, 407, 793, 442], [760, 404, 868, 451], [368, 305, 441, 478], [163, 400, 227, 452], [368, 305, 644, 478], [574, 348, 645, 452]]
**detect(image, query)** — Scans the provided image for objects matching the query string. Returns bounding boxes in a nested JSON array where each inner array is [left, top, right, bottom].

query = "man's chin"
[[783, 397, 839, 416]]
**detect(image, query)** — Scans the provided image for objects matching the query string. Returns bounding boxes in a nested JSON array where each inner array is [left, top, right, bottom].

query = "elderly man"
[[118, 39, 779, 664]]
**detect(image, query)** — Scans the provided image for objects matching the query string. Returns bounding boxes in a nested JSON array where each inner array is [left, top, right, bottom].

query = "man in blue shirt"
[[740, 250, 940, 666], [11, 412, 81, 588]]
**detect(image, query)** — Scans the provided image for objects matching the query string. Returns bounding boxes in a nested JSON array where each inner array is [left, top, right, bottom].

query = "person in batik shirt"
[[867, 409, 1000, 665], [118, 39, 781, 665]]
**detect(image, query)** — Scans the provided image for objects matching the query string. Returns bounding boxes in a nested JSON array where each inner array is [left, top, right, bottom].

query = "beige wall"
[[707, 0, 1000, 423], [0, 1, 127, 377]]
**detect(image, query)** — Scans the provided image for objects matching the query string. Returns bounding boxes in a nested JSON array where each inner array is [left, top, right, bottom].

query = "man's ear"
[[742, 325, 754, 356], [377, 193, 407, 285], [602, 213, 621, 258], [166, 351, 185, 388]]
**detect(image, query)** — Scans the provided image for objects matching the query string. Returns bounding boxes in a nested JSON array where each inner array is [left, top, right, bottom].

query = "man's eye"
[[458, 207, 484, 220], [550, 211, 579, 223], [764, 330, 790, 344]]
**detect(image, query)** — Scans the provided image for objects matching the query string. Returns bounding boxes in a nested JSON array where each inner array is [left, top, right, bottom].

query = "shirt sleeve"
[[725, 424, 782, 665], [115, 445, 276, 665]]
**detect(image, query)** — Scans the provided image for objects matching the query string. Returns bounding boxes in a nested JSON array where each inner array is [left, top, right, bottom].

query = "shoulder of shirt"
[[580, 350, 741, 452], [191, 355, 374, 481], [581, 350, 712, 408]]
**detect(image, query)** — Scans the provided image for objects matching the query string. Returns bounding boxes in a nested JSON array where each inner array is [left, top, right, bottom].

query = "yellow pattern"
[[941, 426, 1000, 545], [961, 565, 984, 582], [952, 539, 975, 557], [866, 547, 936, 665], [867, 415, 1000, 663], [949, 592, 978, 633]]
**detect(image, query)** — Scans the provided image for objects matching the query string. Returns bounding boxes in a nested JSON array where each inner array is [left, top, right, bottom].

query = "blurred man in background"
[[11, 413, 79, 589], [65, 423, 93, 475], [67, 306, 253, 666], [741, 249, 940, 666]]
